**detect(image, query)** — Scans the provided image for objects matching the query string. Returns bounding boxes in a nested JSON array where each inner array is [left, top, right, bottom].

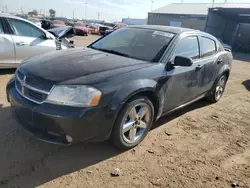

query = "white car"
[[0, 14, 72, 69]]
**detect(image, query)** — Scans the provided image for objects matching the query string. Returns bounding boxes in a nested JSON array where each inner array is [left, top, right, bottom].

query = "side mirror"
[[174, 56, 193, 67]]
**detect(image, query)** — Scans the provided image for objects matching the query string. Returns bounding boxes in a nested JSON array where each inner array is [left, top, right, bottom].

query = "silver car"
[[0, 14, 66, 69]]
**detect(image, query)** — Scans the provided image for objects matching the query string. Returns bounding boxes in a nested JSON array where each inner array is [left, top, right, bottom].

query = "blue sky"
[[1, 0, 249, 21]]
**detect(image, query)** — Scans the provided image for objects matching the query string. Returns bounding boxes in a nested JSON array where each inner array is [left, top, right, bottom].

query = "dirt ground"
[[0, 36, 250, 188]]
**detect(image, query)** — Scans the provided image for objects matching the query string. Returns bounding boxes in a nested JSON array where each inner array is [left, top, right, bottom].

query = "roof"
[[0, 13, 26, 20], [127, 25, 195, 34], [150, 3, 250, 15]]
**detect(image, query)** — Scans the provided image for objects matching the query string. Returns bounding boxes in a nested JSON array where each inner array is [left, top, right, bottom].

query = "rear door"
[[198, 36, 223, 93], [0, 17, 15, 67], [163, 35, 204, 112], [6, 18, 56, 64]]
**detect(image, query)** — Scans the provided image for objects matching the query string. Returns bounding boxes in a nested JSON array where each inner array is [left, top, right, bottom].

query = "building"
[[148, 3, 250, 49]]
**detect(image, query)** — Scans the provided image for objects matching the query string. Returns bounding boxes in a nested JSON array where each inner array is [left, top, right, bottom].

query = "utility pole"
[[20, 5, 23, 13], [212, 0, 215, 8], [5, 5, 8, 13], [85, 3, 87, 21], [98, 12, 100, 22], [151, 0, 154, 11], [73, 10, 75, 21]]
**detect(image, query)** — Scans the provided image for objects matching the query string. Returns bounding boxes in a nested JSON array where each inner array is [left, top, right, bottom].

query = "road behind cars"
[[0, 36, 249, 187]]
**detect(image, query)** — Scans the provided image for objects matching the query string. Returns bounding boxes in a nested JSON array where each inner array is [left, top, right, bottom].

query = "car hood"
[[48, 27, 74, 38], [18, 48, 152, 90]]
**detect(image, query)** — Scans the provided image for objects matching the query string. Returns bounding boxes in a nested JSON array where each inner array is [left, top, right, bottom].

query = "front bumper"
[[6, 78, 114, 145]]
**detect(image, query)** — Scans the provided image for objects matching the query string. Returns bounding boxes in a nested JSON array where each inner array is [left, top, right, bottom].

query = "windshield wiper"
[[91, 47, 131, 58]]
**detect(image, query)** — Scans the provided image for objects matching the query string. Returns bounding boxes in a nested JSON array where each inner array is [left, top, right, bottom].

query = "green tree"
[[49, 9, 56, 17]]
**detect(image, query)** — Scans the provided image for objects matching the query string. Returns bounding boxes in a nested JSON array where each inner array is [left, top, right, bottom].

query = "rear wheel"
[[206, 74, 228, 103], [111, 96, 154, 149]]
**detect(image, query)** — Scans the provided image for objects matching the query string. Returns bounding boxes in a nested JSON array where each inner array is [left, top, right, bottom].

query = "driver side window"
[[7, 18, 44, 38], [173, 36, 200, 60]]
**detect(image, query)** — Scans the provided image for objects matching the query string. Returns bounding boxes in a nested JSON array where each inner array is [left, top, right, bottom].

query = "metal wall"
[[205, 10, 238, 45], [148, 13, 207, 30]]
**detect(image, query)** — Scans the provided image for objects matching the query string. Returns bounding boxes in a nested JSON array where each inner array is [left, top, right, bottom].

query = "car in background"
[[99, 22, 115, 35], [74, 22, 88, 36], [88, 25, 99, 34], [217, 38, 232, 51], [28, 18, 42, 28], [41, 19, 54, 30], [7, 25, 232, 149], [0, 14, 73, 68], [104, 23, 128, 36], [53, 20, 67, 28]]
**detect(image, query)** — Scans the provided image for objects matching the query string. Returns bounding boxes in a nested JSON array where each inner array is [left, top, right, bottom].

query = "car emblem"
[[21, 76, 27, 94], [23, 76, 27, 84]]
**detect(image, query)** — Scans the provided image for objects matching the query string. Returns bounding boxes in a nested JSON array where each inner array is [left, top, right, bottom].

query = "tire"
[[111, 96, 155, 149], [206, 73, 228, 103]]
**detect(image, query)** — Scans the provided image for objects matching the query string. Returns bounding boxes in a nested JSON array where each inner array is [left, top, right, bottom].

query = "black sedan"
[[6, 25, 232, 149]]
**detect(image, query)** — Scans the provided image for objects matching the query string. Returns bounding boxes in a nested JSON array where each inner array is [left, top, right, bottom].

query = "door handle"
[[195, 65, 203, 71], [217, 59, 223, 64], [16, 41, 26, 46]]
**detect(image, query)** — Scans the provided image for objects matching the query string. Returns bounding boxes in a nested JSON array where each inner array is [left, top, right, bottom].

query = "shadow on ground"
[[0, 69, 16, 75], [0, 99, 211, 187], [233, 53, 250, 62], [242, 80, 250, 92]]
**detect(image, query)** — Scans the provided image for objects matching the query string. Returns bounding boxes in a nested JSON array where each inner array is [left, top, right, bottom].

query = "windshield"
[[90, 28, 175, 62]]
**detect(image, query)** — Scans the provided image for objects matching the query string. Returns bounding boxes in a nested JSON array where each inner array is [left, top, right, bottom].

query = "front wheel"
[[111, 96, 154, 149], [206, 74, 228, 103]]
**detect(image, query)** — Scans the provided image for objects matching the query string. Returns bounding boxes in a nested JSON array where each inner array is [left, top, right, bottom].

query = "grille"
[[15, 71, 49, 104]]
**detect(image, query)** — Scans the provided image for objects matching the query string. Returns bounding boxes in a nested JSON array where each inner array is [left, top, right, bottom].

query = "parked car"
[[53, 20, 67, 28], [88, 25, 99, 35], [217, 38, 232, 51], [0, 14, 74, 68], [6, 25, 232, 149], [103, 23, 127, 36], [99, 22, 115, 35], [41, 19, 54, 30], [74, 22, 88, 36]]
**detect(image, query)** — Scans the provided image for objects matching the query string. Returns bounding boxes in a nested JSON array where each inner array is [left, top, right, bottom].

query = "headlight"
[[46, 85, 102, 107]]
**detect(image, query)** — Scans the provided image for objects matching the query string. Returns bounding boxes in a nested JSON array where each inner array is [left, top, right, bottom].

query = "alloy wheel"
[[215, 75, 226, 101], [122, 103, 151, 144]]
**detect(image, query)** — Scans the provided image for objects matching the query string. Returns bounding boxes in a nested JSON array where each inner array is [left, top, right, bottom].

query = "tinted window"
[[174, 36, 199, 59], [91, 28, 175, 62], [201, 37, 216, 57], [7, 18, 44, 38], [0, 20, 4, 33]]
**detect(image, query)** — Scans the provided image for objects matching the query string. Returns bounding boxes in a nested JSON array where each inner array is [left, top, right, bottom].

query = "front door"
[[0, 18, 15, 67], [6, 18, 56, 64], [163, 35, 204, 112]]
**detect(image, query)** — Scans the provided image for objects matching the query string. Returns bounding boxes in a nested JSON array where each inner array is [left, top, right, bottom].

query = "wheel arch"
[[99, 79, 164, 141]]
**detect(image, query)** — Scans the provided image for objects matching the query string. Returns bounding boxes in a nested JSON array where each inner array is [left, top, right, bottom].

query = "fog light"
[[66, 135, 73, 143]]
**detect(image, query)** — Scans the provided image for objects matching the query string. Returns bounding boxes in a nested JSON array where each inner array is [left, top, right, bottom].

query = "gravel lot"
[[0, 36, 250, 188]]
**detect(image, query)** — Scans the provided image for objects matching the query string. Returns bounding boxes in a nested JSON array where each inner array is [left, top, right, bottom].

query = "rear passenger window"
[[201, 37, 216, 57], [0, 20, 4, 34], [174, 36, 200, 60]]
